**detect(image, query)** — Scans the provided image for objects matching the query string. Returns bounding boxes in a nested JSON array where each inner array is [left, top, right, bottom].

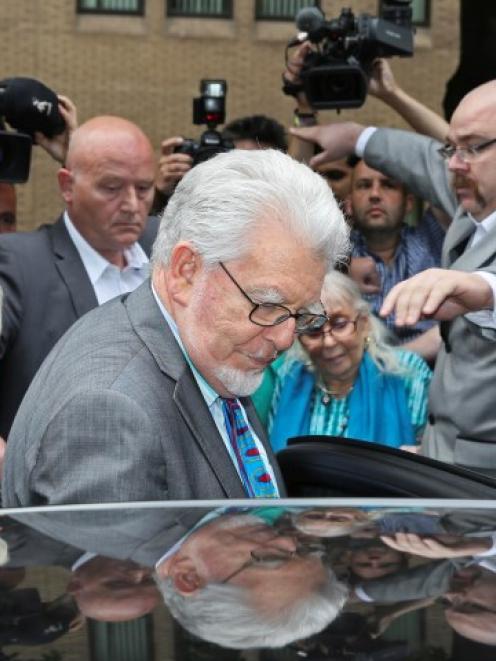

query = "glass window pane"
[[256, 0, 319, 21], [166, 0, 232, 18], [77, 0, 143, 13]]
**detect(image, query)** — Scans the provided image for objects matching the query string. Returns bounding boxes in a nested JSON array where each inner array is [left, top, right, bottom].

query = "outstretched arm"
[[380, 269, 494, 327], [369, 59, 449, 142]]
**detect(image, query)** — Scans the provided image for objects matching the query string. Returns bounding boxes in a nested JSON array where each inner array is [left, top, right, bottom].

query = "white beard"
[[212, 364, 265, 397]]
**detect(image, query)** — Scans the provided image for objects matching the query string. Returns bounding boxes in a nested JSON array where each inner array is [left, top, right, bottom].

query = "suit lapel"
[[174, 375, 246, 497], [125, 283, 247, 497], [49, 216, 98, 316], [443, 211, 474, 267]]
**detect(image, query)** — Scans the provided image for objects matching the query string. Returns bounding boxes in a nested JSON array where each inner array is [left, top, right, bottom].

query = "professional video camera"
[[285, 2, 414, 110], [0, 77, 66, 183], [175, 79, 233, 166]]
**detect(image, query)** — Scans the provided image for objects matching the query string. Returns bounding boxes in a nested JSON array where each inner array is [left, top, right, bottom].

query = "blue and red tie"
[[222, 398, 278, 498]]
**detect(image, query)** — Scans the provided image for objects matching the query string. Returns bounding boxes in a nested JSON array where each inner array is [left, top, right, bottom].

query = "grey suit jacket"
[[365, 129, 496, 474], [2, 281, 286, 506], [0, 215, 159, 439]]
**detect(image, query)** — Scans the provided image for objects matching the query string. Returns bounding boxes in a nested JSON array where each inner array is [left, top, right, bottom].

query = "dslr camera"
[[286, 1, 414, 110], [175, 79, 233, 166], [0, 77, 66, 183]]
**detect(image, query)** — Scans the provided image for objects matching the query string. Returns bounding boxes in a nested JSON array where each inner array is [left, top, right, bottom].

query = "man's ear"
[[58, 167, 74, 204], [169, 556, 204, 595], [405, 193, 415, 215], [167, 242, 202, 306], [344, 194, 353, 218]]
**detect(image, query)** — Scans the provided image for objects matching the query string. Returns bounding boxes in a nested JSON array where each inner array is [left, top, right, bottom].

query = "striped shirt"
[[351, 209, 445, 342]]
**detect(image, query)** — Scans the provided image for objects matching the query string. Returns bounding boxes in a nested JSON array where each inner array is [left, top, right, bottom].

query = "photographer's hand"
[[290, 122, 365, 168], [283, 41, 314, 112], [156, 137, 193, 196], [34, 94, 78, 165]]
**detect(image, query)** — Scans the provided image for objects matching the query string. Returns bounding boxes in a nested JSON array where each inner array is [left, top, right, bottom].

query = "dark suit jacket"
[[2, 281, 286, 505], [0, 215, 158, 438]]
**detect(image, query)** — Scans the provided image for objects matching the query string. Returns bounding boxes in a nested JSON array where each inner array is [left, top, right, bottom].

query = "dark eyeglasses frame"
[[299, 315, 361, 339], [219, 262, 327, 334], [221, 545, 323, 584], [438, 137, 496, 162]]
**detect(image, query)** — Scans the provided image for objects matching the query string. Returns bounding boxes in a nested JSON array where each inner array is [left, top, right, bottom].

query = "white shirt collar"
[[468, 208, 496, 234], [63, 211, 148, 284]]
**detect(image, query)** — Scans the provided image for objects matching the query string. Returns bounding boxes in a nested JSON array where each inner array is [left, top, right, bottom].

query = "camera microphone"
[[295, 6, 326, 39]]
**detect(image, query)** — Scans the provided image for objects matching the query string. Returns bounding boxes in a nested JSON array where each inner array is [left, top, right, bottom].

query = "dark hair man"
[[347, 159, 444, 342], [153, 114, 287, 210]]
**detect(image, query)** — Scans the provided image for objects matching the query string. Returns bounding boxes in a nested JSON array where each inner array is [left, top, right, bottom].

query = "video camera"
[[285, 1, 414, 110], [175, 79, 233, 166], [0, 77, 66, 183]]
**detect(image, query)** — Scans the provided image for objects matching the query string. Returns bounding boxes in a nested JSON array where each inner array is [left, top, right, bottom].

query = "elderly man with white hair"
[[2, 148, 348, 505]]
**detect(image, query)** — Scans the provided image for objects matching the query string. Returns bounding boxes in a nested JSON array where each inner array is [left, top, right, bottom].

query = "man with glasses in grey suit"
[[292, 80, 496, 477], [2, 148, 349, 505]]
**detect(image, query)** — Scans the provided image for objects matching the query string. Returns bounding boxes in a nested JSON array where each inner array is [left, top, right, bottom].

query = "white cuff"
[[464, 272, 496, 329], [355, 126, 378, 158]]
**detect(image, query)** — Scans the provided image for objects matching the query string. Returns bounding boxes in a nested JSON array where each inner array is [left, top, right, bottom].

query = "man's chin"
[[214, 366, 265, 398]]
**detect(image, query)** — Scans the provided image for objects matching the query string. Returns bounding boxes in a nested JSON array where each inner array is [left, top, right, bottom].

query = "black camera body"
[[0, 77, 65, 183], [175, 79, 233, 166], [294, 3, 414, 110]]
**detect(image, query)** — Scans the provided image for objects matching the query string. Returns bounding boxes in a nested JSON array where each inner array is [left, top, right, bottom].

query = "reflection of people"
[[154, 510, 348, 649], [0, 115, 158, 438], [443, 566, 496, 646], [258, 271, 430, 450], [3, 148, 348, 505], [68, 555, 159, 622]]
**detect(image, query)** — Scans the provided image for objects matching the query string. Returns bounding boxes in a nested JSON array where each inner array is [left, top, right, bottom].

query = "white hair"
[[151, 148, 349, 270], [155, 568, 349, 649], [294, 270, 406, 375]]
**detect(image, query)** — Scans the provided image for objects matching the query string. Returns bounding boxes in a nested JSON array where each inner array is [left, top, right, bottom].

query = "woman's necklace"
[[316, 379, 354, 405]]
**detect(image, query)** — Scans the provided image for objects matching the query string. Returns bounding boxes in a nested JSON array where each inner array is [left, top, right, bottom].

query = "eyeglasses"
[[221, 546, 322, 584], [299, 315, 361, 340], [219, 262, 327, 334], [438, 137, 496, 163]]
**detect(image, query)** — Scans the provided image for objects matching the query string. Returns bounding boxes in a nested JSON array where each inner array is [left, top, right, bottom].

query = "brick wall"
[[0, 0, 460, 230]]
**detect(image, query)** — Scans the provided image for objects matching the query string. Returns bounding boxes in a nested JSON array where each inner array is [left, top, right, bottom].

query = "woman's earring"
[[364, 335, 371, 350]]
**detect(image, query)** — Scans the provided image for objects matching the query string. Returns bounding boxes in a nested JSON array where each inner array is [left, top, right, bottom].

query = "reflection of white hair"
[[151, 148, 349, 271], [295, 271, 406, 376], [155, 568, 349, 649]]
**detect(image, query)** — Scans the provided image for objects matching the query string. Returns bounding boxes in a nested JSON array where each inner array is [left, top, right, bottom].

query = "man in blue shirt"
[[348, 159, 445, 342]]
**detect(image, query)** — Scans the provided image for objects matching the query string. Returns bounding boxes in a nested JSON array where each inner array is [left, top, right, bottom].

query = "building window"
[[166, 0, 233, 18], [255, 0, 320, 21], [77, 0, 144, 14], [379, 0, 430, 27]]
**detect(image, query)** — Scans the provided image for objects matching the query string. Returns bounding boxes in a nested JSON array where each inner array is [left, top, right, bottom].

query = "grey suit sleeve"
[[27, 390, 167, 505], [357, 560, 457, 604], [364, 128, 458, 218]]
